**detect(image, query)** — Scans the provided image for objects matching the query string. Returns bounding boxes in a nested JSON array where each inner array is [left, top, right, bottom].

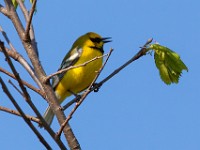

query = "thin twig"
[[0, 26, 16, 51], [0, 67, 45, 97], [45, 54, 108, 82], [24, 0, 37, 40], [56, 48, 113, 138], [0, 77, 52, 150], [0, 40, 67, 149], [97, 38, 153, 87], [0, 46, 20, 60], [8, 79, 24, 96], [16, 0, 28, 17], [0, 105, 41, 124], [62, 96, 81, 111]]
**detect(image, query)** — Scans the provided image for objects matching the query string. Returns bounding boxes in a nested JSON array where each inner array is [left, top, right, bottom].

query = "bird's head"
[[73, 32, 111, 53]]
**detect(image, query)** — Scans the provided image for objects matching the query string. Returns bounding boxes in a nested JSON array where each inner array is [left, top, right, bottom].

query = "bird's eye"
[[90, 37, 102, 43]]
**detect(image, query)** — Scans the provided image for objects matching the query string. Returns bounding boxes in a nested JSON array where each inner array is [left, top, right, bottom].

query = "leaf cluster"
[[149, 44, 188, 84]]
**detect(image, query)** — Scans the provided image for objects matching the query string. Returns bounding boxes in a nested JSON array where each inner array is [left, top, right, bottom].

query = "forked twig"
[[0, 67, 45, 98], [16, 0, 39, 57], [0, 26, 43, 92], [24, 0, 37, 40]]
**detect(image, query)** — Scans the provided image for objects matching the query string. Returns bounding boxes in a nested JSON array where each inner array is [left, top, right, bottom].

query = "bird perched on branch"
[[43, 32, 111, 125]]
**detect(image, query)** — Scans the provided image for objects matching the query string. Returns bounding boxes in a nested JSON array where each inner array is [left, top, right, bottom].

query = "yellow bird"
[[43, 32, 111, 125]]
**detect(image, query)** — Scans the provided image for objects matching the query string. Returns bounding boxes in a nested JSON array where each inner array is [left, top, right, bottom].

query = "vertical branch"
[[2, 1, 81, 149], [16, 0, 39, 57]]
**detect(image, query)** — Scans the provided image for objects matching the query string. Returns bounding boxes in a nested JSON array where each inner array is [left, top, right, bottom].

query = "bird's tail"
[[43, 106, 54, 126], [42, 92, 67, 126]]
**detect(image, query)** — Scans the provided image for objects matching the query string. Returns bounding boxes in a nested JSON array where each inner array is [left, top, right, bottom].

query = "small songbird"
[[43, 32, 111, 125]]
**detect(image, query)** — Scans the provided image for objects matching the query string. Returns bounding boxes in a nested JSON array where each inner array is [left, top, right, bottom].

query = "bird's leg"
[[67, 90, 81, 99], [91, 83, 102, 92], [62, 90, 81, 111]]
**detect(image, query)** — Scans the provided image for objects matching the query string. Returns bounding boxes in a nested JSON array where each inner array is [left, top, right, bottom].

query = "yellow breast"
[[55, 46, 103, 103]]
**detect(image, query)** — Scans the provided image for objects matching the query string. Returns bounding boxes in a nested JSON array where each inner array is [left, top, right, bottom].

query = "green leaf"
[[150, 44, 188, 85]]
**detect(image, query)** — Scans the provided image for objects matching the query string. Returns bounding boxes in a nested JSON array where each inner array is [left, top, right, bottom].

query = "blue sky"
[[0, 0, 199, 149]]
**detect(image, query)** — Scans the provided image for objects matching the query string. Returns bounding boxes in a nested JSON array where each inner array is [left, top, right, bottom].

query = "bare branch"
[[0, 26, 16, 51], [8, 79, 24, 96], [0, 105, 41, 124], [5, 2, 80, 148], [24, 0, 37, 40], [62, 96, 81, 111], [0, 77, 52, 150], [97, 38, 153, 87], [0, 40, 67, 149], [56, 48, 113, 138], [0, 40, 31, 101], [45, 54, 108, 82], [16, 0, 27, 16], [0, 27, 43, 91], [0, 67, 45, 97], [0, 40, 43, 123]]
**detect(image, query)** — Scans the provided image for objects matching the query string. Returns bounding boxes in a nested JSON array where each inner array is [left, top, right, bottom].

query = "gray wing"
[[52, 47, 82, 89]]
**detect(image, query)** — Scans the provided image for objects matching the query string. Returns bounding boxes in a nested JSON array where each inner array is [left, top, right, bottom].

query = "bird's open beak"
[[102, 37, 112, 43]]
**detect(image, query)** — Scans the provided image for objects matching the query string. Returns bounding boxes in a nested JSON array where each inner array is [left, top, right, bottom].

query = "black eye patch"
[[90, 37, 102, 43]]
